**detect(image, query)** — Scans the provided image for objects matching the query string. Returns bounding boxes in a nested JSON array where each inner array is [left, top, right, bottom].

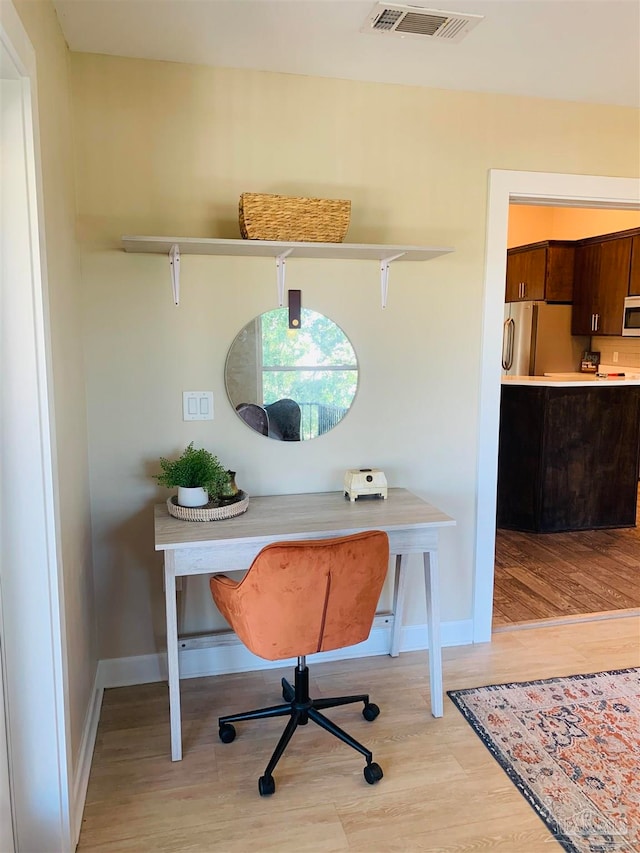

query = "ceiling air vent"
[[361, 3, 483, 43]]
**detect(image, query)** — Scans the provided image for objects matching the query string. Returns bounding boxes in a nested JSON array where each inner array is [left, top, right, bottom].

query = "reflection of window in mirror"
[[225, 308, 358, 441]]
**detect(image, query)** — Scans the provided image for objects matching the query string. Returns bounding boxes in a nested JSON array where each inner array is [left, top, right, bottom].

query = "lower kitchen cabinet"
[[497, 384, 640, 533]]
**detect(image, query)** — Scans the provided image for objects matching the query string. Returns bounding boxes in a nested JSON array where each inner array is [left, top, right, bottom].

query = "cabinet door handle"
[[595, 313, 599, 332]]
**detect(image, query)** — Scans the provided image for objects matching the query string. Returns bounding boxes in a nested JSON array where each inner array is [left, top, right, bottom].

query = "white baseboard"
[[72, 671, 103, 847], [98, 619, 474, 689]]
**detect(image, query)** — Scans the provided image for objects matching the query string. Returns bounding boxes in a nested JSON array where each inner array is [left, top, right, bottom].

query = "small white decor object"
[[167, 491, 250, 522], [177, 486, 208, 507], [344, 468, 388, 502]]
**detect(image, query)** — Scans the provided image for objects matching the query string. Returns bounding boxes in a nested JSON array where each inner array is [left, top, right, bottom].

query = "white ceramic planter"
[[177, 486, 208, 507]]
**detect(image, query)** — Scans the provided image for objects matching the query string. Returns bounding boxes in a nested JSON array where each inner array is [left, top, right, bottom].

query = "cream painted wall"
[[13, 0, 96, 770], [69, 52, 640, 661]]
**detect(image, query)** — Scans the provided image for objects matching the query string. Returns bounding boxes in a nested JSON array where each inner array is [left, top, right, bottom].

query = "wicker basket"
[[239, 193, 351, 243], [166, 491, 249, 522]]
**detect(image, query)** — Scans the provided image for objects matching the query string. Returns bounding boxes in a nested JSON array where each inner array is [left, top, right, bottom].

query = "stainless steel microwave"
[[622, 296, 640, 336]]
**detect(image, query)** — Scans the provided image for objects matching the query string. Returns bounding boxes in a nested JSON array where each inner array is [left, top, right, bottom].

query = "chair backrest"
[[236, 403, 269, 436], [264, 398, 301, 441], [212, 530, 389, 660]]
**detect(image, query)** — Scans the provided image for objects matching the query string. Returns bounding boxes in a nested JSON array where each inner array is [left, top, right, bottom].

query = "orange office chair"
[[210, 530, 390, 796]]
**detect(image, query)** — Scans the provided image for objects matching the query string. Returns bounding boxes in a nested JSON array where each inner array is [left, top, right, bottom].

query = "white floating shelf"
[[122, 235, 454, 307]]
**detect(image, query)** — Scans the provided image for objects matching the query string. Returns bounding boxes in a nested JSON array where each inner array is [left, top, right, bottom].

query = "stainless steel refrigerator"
[[502, 302, 589, 376]]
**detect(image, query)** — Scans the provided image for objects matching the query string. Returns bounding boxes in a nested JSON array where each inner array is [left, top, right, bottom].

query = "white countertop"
[[502, 373, 640, 387]]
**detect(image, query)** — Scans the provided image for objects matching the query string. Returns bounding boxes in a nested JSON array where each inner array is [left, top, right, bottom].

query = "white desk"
[[155, 488, 455, 761]]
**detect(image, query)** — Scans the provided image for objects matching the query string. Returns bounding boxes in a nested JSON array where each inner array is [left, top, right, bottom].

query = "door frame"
[[0, 2, 71, 850], [473, 169, 640, 642]]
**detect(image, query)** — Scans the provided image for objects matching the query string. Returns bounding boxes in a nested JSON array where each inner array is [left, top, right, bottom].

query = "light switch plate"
[[183, 391, 214, 421]]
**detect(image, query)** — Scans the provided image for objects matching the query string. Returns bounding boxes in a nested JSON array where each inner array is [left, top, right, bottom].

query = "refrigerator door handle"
[[502, 318, 514, 370]]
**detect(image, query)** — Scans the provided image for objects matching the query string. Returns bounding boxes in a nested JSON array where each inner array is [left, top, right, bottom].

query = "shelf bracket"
[[276, 250, 293, 306], [380, 252, 406, 308], [169, 243, 181, 305]]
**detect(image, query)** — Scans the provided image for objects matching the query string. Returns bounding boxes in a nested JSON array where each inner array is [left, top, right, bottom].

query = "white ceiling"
[[52, 0, 640, 108]]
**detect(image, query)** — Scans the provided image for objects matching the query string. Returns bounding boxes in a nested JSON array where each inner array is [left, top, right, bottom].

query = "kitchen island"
[[498, 376, 640, 532]]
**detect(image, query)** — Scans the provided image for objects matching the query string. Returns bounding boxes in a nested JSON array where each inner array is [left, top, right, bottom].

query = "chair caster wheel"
[[364, 762, 383, 785], [219, 723, 236, 744], [362, 702, 380, 722], [258, 774, 276, 796]]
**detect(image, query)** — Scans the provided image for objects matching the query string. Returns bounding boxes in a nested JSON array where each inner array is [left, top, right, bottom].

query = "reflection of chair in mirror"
[[210, 530, 390, 796], [236, 403, 269, 436], [265, 398, 301, 441]]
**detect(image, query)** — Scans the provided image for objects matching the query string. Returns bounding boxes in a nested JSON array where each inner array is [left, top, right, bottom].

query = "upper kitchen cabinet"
[[571, 228, 639, 336], [505, 241, 575, 302], [629, 234, 640, 296]]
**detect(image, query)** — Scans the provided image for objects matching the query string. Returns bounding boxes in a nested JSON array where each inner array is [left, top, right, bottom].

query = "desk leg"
[[390, 554, 407, 657], [424, 548, 443, 718], [164, 552, 182, 761]]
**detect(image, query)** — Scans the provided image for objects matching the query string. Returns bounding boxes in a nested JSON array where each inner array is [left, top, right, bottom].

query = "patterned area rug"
[[447, 668, 639, 853]]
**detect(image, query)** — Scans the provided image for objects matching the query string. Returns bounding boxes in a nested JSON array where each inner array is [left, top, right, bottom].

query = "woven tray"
[[167, 491, 249, 522], [239, 193, 351, 243]]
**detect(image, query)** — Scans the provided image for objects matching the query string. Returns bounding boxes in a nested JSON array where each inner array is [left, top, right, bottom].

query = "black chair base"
[[218, 661, 383, 795]]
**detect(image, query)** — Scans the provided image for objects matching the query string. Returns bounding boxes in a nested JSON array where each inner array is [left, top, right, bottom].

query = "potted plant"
[[155, 443, 233, 507]]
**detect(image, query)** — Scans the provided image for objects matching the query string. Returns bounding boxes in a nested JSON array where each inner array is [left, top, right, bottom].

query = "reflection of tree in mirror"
[[261, 309, 356, 368], [261, 308, 357, 439]]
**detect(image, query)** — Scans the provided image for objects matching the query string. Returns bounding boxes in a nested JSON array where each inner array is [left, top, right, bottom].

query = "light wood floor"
[[78, 617, 640, 852], [493, 487, 640, 628]]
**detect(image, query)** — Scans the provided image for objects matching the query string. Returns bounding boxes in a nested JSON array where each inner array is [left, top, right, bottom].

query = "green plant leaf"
[[154, 442, 231, 499]]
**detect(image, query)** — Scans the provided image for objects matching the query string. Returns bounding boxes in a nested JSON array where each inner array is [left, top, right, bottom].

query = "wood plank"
[[77, 617, 640, 853], [122, 235, 454, 262], [494, 488, 639, 627], [501, 564, 604, 614], [155, 489, 455, 551]]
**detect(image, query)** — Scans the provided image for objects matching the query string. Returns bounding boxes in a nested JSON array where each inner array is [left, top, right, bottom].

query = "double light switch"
[[183, 391, 214, 421]]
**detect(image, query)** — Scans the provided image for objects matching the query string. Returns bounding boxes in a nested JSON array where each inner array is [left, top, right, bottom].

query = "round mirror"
[[225, 307, 358, 441]]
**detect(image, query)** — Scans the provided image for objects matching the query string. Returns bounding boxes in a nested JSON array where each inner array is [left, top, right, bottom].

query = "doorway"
[[473, 170, 640, 643], [494, 203, 640, 628]]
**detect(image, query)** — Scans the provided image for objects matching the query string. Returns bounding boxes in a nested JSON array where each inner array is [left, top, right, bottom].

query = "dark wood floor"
[[493, 486, 640, 628]]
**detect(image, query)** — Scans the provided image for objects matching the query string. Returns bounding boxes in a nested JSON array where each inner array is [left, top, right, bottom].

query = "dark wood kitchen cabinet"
[[505, 241, 575, 302], [497, 384, 640, 533], [571, 229, 639, 335]]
